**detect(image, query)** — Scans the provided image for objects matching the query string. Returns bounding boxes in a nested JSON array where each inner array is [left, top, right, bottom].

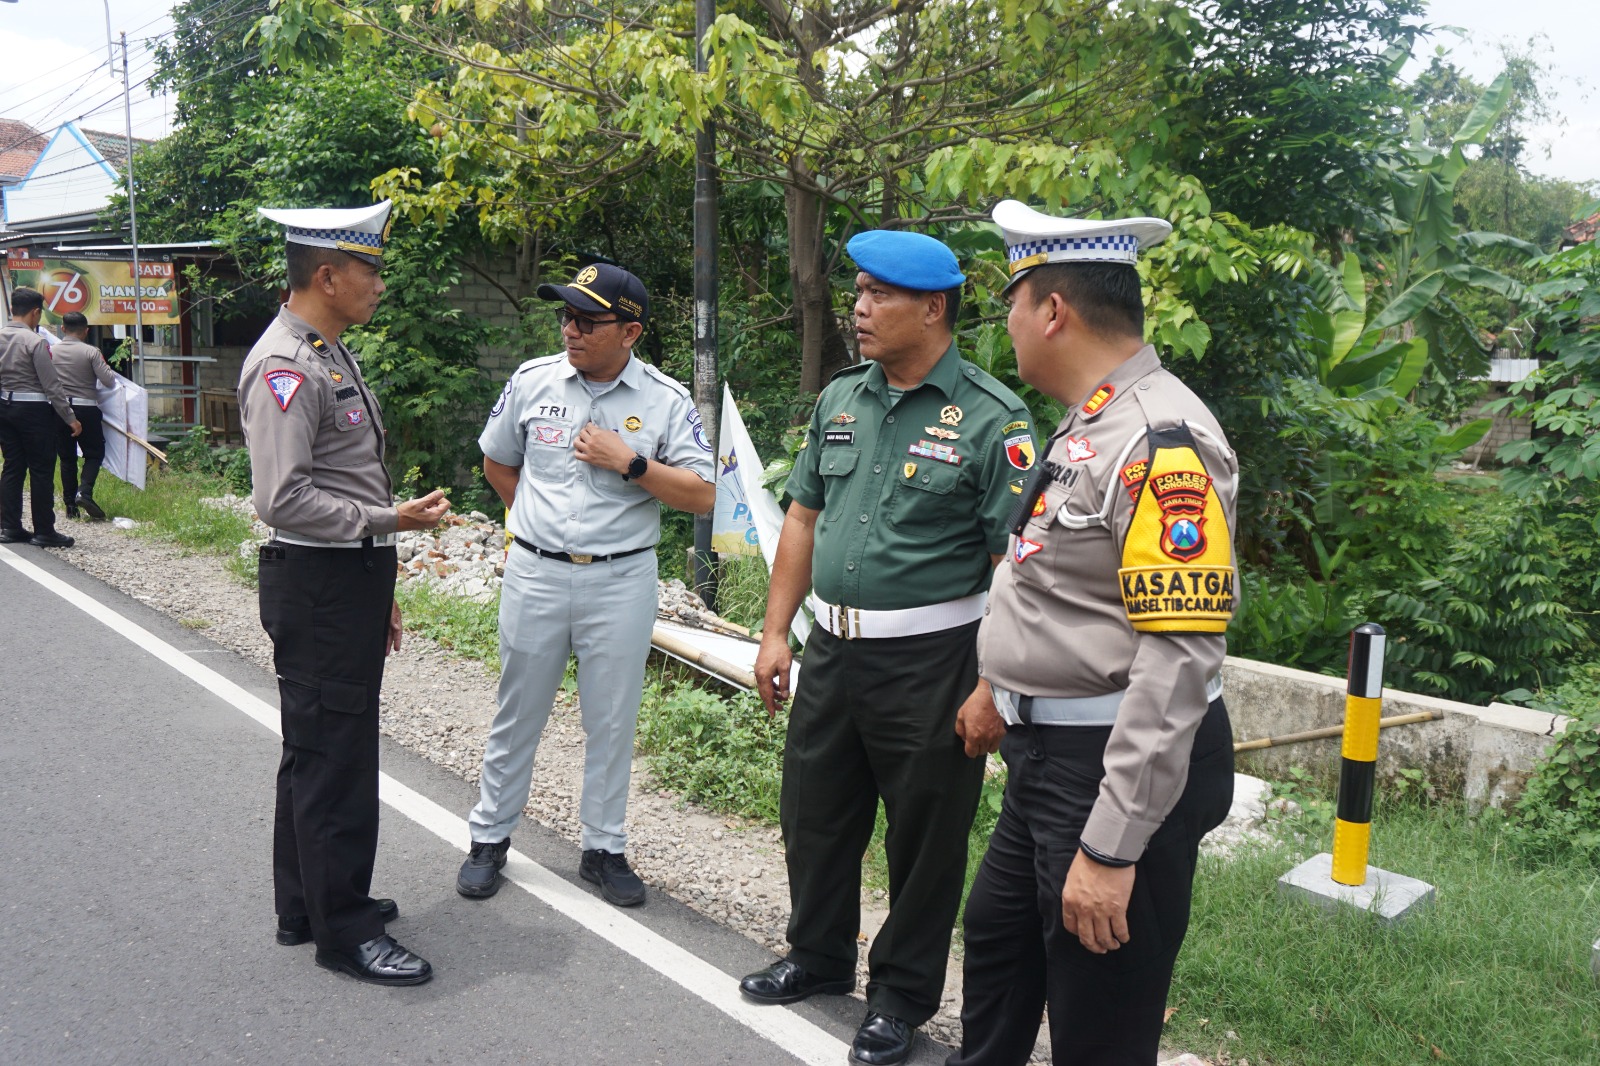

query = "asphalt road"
[[0, 543, 952, 1066]]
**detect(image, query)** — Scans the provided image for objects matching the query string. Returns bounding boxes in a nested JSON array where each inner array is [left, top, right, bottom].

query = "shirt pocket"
[[331, 385, 369, 435], [816, 448, 860, 524], [589, 430, 655, 500], [1011, 476, 1077, 593], [524, 418, 575, 482], [886, 460, 961, 540]]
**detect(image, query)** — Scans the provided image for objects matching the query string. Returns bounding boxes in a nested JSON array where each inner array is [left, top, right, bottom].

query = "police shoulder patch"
[[1117, 423, 1234, 633], [263, 369, 304, 412]]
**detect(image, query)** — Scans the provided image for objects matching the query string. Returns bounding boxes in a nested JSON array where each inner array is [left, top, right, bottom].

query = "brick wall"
[[1458, 386, 1532, 466]]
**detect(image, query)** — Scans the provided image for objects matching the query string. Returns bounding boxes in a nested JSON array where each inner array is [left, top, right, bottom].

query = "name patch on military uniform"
[[333, 385, 359, 403], [909, 439, 961, 465], [264, 369, 304, 412], [824, 430, 855, 445], [1063, 436, 1096, 463], [1118, 424, 1234, 633], [1004, 434, 1035, 470]]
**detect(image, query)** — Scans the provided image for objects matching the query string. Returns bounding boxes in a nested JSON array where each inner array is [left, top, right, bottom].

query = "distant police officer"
[[0, 286, 79, 547], [457, 263, 714, 907], [51, 312, 118, 520], [742, 231, 1034, 1066], [240, 201, 450, 986], [948, 201, 1238, 1066]]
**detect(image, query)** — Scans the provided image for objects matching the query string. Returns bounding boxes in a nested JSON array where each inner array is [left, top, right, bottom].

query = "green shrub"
[[164, 426, 253, 495], [635, 682, 787, 822], [1508, 662, 1600, 865]]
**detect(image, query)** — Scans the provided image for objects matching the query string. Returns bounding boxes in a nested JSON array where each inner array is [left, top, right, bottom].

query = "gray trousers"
[[469, 543, 659, 852]]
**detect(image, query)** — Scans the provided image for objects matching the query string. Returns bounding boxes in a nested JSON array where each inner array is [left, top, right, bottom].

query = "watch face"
[[628, 454, 649, 479]]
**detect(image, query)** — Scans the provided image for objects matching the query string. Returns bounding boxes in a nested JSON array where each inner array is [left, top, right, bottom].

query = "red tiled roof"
[[79, 128, 157, 171], [0, 119, 48, 181], [1564, 212, 1600, 246]]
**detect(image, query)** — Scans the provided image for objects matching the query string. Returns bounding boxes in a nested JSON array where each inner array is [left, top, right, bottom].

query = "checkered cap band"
[[290, 227, 383, 250], [1007, 234, 1141, 265]]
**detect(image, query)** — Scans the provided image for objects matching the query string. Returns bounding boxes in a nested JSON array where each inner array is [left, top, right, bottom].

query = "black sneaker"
[[580, 849, 646, 907], [0, 528, 32, 544], [456, 838, 510, 898], [29, 531, 74, 548]]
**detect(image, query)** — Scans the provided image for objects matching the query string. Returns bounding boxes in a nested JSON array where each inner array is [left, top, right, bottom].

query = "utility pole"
[[690, 0, 719, 610], [119, 30, 145, 383]]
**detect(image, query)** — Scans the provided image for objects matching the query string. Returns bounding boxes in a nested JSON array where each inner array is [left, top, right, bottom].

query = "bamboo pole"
[[1233, 710, 1442, 753]]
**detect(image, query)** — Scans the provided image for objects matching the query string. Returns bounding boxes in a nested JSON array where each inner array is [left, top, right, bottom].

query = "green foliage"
[[165, 427, 254, 495], [635, 682, 787, 822], [1506, 663, 1600, 865], [86, 467, 260, 585], [392, 582, 502, 670]]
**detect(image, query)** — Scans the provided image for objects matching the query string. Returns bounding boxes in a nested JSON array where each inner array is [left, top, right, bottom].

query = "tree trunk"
[[787, 179, 838, 396]]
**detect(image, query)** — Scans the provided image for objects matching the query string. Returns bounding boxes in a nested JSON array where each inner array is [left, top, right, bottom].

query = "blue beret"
[[845, 230, 966, 291]]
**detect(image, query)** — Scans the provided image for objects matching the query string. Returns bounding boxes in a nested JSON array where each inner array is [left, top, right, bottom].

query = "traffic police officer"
[[742, 231, 1034, 1066], [0, 286, 79, 547], [51, 311, 118, 520], [456, 263, 715, 907], [949, 201, 1238, 1066], [240, 201, 450, 986]]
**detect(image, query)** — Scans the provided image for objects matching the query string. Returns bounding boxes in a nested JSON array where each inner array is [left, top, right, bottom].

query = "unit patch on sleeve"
[[490, 380, 511, 418], [1118, 424, 1234, 633], [688, 408, 712, 451], [1063, 436, 1096, 463], [263, 369, 304, 412], [1002, 420, 1029, 435], [1119, 458, 1149, 503], [1004, 434, 1035, 470]]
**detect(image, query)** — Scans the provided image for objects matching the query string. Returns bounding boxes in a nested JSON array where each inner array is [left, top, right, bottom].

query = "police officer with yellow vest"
[[948, 201, 1238, 1066], [742, 230, 1034, 1066], [239, 201, 450, 986]]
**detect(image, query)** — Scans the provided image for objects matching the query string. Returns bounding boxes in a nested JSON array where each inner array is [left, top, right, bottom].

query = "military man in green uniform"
[[741, 230, 1035, 1066]]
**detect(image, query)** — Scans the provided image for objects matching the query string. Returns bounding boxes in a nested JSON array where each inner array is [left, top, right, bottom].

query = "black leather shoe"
[[29, 531, 74, 548], [76, 492, 105, 520], [0, 528, 32, 544], [276, 898, 399, 946], [457, 838, 510, 898], [580, 848, 646, 907], [314, 934, 432, 986], [65, 504, 79, 519], [850, 1012, 914, 1066], [739, 958, 854, 1004]]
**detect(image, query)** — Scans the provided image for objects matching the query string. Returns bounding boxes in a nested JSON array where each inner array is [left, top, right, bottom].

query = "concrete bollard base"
[[1277, 852, 1435, 924]]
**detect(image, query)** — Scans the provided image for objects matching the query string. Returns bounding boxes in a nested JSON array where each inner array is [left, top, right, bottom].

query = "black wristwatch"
[[622, 453, 649, 481]]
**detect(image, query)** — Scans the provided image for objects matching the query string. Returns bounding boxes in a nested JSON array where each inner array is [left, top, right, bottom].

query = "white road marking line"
[[0, 547, 852, 1066]]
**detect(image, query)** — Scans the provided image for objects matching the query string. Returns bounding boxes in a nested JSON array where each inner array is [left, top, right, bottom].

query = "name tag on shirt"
[[823, 429, 854, 445]]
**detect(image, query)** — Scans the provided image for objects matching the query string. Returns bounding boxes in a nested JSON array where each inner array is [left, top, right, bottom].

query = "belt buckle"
[[569, 553, 593, 565], [835, 605, 860, 640]]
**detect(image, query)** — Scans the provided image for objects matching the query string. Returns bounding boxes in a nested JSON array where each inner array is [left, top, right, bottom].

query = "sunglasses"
[[558, 308, 623, 335]]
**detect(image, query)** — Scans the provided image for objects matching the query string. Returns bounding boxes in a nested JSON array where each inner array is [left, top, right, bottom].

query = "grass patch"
[[87, 468, 260, 584], [1169, 800, 1600, 1065], [393, 581, 502, 670]]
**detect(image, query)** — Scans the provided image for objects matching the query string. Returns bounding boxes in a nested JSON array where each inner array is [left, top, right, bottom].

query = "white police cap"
[[257, 200, 394, 266], [992, 199, 1171, 291]]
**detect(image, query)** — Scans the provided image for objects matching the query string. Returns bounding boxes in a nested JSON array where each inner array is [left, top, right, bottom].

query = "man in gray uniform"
[[457, 263, 714, 907], [51, 312, 118, 520], [0, 287, 79, 547], [240, 200, 450, 986], [948, 201, 1237, 1066]]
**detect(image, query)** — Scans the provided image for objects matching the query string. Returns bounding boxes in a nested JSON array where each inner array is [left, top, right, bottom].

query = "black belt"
[[513, 535, 652, 565]]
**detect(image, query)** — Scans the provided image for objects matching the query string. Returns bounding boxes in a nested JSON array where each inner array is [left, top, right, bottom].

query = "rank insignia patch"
[[264, 369, 304, 412], [908, 440, 961, 465], [346, 409, 365, 426], [939, 405, 963, 426], [830, 412, 856, 425], [925, 426, 960, 440], [1063, 436, 1096, 463], [1014, 538, 1043, 564], [1082, 384, 1115, 416], [1009, 478, 1026, 495], [624, 415, 643, 431], [1004, 434, 1035, 470]]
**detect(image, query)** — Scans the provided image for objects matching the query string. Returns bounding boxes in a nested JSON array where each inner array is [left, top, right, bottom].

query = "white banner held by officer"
[[95, 373, 150, 490]]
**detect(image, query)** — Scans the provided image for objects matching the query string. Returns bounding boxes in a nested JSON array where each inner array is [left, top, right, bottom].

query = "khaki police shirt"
[[978, 345, 1238, 863], [479, 352, 714, 555], [0, 323, 73, 424], [785, 342, 1035, 612], [50, 337, 118, 400], [238, 306, 396, 540]]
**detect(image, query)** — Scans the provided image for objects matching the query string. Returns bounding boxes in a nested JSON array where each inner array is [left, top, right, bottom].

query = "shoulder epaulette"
[[640, 361, 692, 399], [958, 358, 1030, 413]]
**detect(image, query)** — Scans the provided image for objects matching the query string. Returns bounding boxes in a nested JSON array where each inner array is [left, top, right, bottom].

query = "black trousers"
[[0, 399, 61, 535], [258, 541, 397, 950], [780, 620, 986, 1026], [950, 699, 1234, 1066], [57, 404, 106, 502]]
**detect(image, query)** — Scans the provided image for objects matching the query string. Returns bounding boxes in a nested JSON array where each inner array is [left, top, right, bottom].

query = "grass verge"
[[1169, 800, 1600, 1065], [86, 468, 259, 584]]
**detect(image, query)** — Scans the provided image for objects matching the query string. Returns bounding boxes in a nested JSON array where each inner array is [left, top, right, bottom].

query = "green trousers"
[[779, 620, 986, 1026]]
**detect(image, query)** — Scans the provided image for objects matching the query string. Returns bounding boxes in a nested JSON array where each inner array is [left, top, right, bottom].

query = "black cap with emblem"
[[537, 263, 649, 324]]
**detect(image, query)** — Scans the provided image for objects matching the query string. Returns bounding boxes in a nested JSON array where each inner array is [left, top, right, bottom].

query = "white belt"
[[808, 592, 986, 641], [3, 390, 49, 402], [69, 397, 99, 407], [993, 675, 1224, 727], [272, 530, 397, 549]]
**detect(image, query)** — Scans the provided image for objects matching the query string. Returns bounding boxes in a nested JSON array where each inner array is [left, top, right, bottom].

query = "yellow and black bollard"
[[1331, 622, 1386, 886]]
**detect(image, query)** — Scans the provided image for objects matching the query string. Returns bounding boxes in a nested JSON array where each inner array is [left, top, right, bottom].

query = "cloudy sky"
[[0, 0, 1594, 185]]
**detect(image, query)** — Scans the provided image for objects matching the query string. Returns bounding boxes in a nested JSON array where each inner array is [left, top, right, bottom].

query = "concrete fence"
[[1222, 656, 1572, 808]]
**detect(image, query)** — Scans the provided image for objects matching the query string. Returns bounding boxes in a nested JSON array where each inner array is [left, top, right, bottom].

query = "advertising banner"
[[5, 251, 178, 326]]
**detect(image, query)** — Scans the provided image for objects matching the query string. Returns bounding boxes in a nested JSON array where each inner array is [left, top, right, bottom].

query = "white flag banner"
[[95, 372, 150, 490], [712, 383, 809, 644]]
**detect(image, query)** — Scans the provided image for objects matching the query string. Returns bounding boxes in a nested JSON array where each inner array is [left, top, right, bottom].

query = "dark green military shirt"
[[786, 342, 1035, 611]]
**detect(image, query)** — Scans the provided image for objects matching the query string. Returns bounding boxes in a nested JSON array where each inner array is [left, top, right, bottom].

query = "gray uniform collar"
[[553, 351, 645, 391]]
